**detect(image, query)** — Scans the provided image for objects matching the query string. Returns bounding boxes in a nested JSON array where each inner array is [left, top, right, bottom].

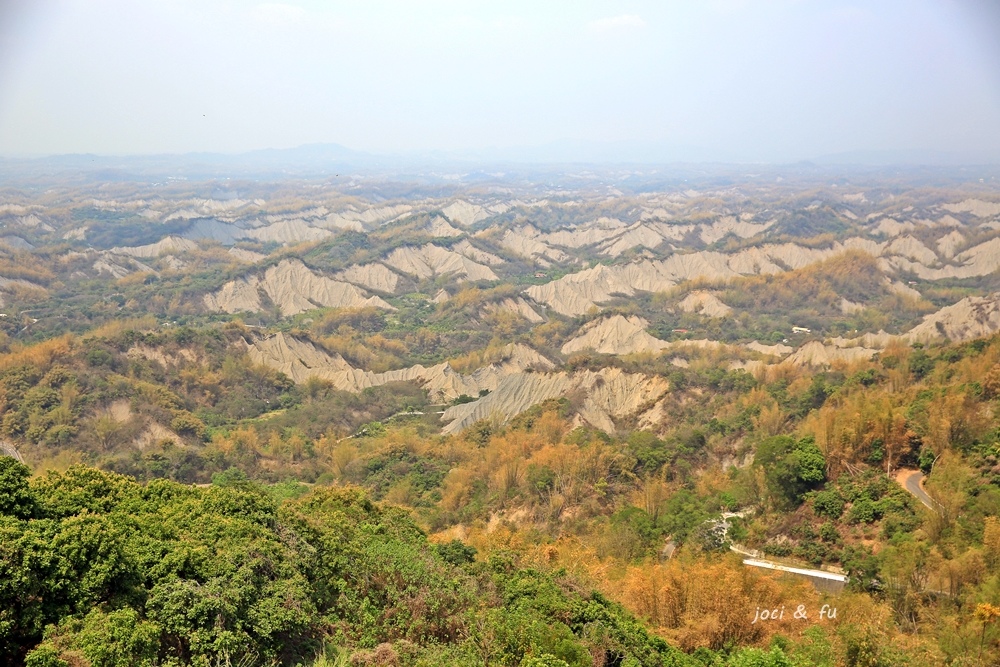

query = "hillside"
[[1, 168, 1000, 665]]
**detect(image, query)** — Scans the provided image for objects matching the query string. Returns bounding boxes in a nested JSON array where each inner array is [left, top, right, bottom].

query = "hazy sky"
[[1, 0, 999, 161]]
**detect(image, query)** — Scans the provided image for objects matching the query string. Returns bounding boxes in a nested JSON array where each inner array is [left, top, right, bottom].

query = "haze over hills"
[[4, 143, 1000, 183]]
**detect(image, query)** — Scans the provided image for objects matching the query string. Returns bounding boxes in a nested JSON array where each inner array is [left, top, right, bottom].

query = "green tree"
[[755, 436, 827, 508]]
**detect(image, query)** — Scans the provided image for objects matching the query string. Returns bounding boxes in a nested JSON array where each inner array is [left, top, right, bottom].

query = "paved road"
[[731, 544, 847, 592], [897, 468, 935, 510]]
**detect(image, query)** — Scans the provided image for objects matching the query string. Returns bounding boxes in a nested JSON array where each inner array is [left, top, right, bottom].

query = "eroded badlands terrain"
[[1, 166, 999, 440]]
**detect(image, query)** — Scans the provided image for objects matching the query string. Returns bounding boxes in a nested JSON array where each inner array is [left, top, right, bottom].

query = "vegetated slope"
[[0, 462, 707, 666], [303, 333, 1000, 666]]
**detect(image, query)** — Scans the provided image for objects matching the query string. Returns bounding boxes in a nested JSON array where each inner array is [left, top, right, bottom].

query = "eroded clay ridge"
[[481, 297, 544, 324], [525, 235, 1000, 317], [533, 215, 775, 257], [334, 263, 401, 294], [440, 367, 670, 435], [813, 293, 1000, 351], [904, 292, 1000, 343], [561, 315, 670, 356], [111, 236, 199, 258], [204, 259, 393, 316], [242, 333, 554, 401], [678, 291, 733, 318], [383, 244, 499, 282]]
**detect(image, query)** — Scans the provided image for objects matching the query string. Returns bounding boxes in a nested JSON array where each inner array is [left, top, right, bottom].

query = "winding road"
[[895, 468, 935, 510]]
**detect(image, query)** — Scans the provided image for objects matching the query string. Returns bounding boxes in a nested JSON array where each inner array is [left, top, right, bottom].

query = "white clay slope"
[[597, 223, 671, 257], [242, 336, 553, 402], [936, 230, 965, 259], [335, 263, 400, 293], [440, 367, 670, 435], [243, 219, 333, 244], [524, 235, 997, 317], [783, 341, 879, 367], [442, 200, 488, 227], [424, 216, 463, 238], [240, 332, 354, 383], [678, 291, 733, 318], [699, 216, 774, 245], [481, 298, 544, 324], [500, 228, 570, 264], [453, 239, 505, 265], [943, 199, 1000, 218], [904, 293, 1000, 343], [111, 236, 198, 258], [319, 204, 413, 231], [204, 259, 393, 316], [228, 248, 267, 263], [383, 244, 498, 282], [561, 315, 670, 355]]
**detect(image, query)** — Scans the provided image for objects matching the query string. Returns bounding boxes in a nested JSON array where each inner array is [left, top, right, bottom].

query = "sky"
[[0, 0, 999, 162]]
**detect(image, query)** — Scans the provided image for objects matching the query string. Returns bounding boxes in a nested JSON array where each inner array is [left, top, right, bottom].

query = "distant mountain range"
[[1, 141, 997, 182]]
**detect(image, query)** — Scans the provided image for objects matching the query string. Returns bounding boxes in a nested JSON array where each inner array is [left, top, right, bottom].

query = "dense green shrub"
[[0, 465, 699, 666]]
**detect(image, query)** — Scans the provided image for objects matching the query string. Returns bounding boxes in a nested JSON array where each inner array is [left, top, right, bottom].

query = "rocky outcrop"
[[678, 291, 732, 318], [904, 293, 1000, 343], [440, 367, 670, 435], [561, 315, 670, 355], [335, 263, 400, 293], [204, 259, 393, 316], [384, 244, 498, 282]]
